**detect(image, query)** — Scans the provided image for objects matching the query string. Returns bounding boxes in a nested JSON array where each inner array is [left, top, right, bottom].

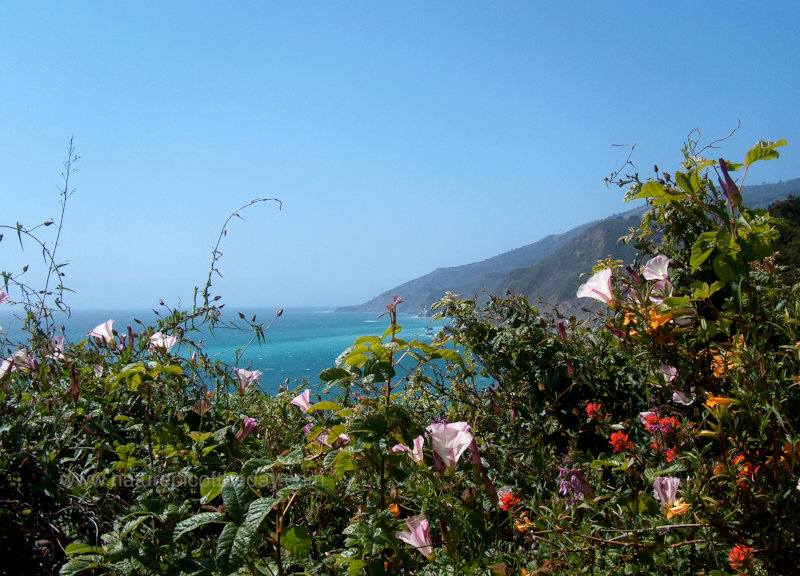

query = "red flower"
[[728, 543, 754, 574], [499, 493, 521, 511], [609, 431, 634, 453], [586, 402, 602, 419]]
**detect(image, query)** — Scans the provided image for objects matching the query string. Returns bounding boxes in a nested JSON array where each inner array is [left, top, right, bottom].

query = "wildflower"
[[498, 487, 521, 511], [48, 336, 67, 361], [672, 389, 695, 405], [649, 278, 674, 305], [392, 435, 425, 463], [88, 319, 115, 345], [426, 421, 473, 469], [653, 476, 689, 518], [515, 513, 534, 532], [643, 254, 670, 281], [705, 392, 733, 408], [0, 289, 8, 305], [387, 503, 400, 517], [728, 543, 754, 575], [395, 515, 434, 560], [660, 363, 677, 384], [718, 159, 743, 210], [234, 368, 262, 395], [576, 268, 616, 306], [609, 431, 634, 453], [733, 455, 758, 489], [557, 467, 592, 509], [149, 332, 177, 353], [646, 309, 674, 332], [586, 402, 602, 420], [290, 388, 312, 411], [235, 417, 258, 442], [665, 447, 677, 463]]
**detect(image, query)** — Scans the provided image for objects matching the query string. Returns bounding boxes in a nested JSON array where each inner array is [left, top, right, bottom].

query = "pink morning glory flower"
[[234, 368, 262, 395], [395, 514, 435, 560], [235, 417, 259, 442], [643, 255, 670, 281], [149, 332, 177, 353], [652, 476, 680, 507], [88, 320, 115, 345], [392, 435, 425, 463], [576, 268, 615, 306], [426, 421, 473, 469], [0, 289, 8, 305], [290, 388, 312, 411]]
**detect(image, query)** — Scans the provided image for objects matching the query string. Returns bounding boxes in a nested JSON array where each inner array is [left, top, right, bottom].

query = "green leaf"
[[626, 181, 668, 201], [200, 475, 224, 504], [221, 474, 254, 524], [282, 526, 311, 557], [330, 450, 355, 478], [690, 231, 718, 271], [65, 543, 105, 557], [307, 400, 341, 412], [216, 522, 247, 573], [319, 367, 352, 382], [188, 431, 213, 443], [745, 138, 787, 166], [59, 557, 105, 576], [173, 512, 225, 541]]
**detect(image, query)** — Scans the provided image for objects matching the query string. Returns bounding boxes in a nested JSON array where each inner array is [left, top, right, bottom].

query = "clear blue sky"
[[2, 2, 799, 310]]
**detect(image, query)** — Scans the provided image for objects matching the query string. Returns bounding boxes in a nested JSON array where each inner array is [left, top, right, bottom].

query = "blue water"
[[0, 307, 444, 394]]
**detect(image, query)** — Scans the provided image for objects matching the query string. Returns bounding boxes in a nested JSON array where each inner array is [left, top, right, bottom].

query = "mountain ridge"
[[338, 178, 800, 315]]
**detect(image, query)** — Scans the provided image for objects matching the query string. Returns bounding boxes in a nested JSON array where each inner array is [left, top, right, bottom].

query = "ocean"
[[0, 307, 444, 395]]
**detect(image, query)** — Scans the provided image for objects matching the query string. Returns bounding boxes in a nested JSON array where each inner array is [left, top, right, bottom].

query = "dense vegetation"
[[1, 135, 798, 575]]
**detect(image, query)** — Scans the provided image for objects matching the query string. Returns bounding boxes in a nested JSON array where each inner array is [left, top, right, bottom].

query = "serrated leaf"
[[173, 512, 225, 541], [745, 138, 787, 166], [282, 525, 311, 557], [216, 522, 246, 573]]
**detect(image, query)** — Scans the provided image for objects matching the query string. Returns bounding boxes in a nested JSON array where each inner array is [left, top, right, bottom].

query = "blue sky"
[[1, 2, 799, 310]]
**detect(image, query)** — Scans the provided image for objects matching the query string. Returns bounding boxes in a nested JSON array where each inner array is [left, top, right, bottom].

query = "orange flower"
[[387, 503, 400, 517], [515, 513, 534, 532], [646, 309, 674, 332], [705, 392, 733, 408], [609, 431, 634, 453], [586, 402, 602, 420], [728, 543, 754, 574], [666, 498, 690, 519]]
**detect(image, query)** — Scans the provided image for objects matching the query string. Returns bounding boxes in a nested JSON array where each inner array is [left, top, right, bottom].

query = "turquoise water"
[[0, 307, 444, 394]]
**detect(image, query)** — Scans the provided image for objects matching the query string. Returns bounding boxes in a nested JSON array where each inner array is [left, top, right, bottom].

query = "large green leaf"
[[307, 400, 341, 412], [200, 475, 225, 504], [216, 522, 246, 573], [318, 367, 352, 382], [173, 511, 225, 541], [282, 526, 311, 557], [745, 138, 787, 166], [221, 474, 254, 524], [690, 231, 718, 271]]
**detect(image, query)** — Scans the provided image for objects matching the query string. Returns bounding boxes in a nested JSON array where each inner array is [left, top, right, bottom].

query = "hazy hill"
[[339, 178, 800, 315]]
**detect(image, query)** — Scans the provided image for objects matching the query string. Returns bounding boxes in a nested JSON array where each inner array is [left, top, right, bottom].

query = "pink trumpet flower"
[[0, 289, 8, 305], [426, 421, 473, 469], [149, 332, 177, 353], [576, 268, 615, 306], [234, 368, 262, 395], [643, 255, 670, 281], [395, 515, 435, 560], [88, 320, 115, 345], [290, 388, 313, 411], [392, 435, 425, 463], [235, 417, 259, 442]]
